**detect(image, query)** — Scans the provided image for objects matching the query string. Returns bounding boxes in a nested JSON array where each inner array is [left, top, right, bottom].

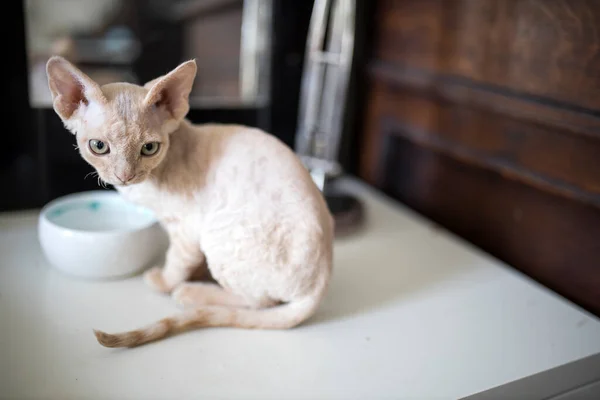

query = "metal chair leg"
[[295, 0, 363, 236]]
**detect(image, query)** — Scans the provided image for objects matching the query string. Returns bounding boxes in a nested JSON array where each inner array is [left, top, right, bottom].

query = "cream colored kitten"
[[45, 56, 334, 348]]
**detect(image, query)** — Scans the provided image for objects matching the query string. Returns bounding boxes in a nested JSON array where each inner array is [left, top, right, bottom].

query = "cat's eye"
[[89, 139, 109, 155], [141, 142, 160, 156]]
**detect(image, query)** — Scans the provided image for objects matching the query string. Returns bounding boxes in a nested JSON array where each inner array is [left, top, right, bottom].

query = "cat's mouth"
[[109, 173, 146, 187]]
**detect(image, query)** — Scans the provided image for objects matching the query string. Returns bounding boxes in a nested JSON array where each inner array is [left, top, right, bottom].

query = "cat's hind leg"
[[172, 282, 278, 309], [172, 282, 247, 308]]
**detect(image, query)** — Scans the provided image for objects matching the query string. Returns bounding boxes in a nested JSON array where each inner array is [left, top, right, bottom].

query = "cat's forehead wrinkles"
[[102, 83, 148, 123], [113, 92, 140, 122], [104, 118, 127, 140]]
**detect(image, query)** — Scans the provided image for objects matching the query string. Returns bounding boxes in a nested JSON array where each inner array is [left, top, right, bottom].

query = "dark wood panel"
[[369, 61, 600, 139], [375, 132, 600, 315], [375, 0, 600, 111], [360, 80, 600, 207]]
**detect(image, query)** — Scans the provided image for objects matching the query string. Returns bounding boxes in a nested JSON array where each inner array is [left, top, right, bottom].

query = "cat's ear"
[[143, 76, 163, 89], [46, 56, 106, 121], [143, 60, 197, 121]]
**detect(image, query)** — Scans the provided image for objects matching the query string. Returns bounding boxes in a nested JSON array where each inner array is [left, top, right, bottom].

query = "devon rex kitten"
[[45, 56, 334, 348]]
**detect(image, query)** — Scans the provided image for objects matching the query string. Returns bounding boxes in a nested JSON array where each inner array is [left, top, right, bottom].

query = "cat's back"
[[197, 123, 315, 188], [195, 122, 330, 225]]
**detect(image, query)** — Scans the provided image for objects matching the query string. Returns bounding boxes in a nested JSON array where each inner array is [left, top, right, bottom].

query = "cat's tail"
[[93, 273, 329, 348]]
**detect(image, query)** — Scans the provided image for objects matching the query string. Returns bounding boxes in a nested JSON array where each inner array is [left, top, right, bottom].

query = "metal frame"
[[295, 0, 356, 190]]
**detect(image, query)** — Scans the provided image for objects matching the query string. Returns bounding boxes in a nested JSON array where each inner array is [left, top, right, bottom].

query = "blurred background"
[[3, 0, 600, 316], [25, 0, 271, 107], [5, 0, 330, 210]]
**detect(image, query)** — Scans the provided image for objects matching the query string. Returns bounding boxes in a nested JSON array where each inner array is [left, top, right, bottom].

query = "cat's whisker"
[[84, 171, 97, 180]]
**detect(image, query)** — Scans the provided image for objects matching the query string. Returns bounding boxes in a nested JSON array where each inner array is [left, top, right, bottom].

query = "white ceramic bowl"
[[38, 190, 169, 279]]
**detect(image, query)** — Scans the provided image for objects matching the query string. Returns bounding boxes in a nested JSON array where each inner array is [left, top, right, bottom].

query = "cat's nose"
[[115, 172, 135, 183]]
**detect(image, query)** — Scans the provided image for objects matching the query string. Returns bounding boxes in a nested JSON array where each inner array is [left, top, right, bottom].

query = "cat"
[[45, 56, 335, 348]]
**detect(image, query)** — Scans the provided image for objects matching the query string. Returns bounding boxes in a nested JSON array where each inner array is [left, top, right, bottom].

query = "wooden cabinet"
[[357, 0, 600, 315]]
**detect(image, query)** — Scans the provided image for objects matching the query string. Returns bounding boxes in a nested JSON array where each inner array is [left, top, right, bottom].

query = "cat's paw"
[[143, 266, 171, 294]]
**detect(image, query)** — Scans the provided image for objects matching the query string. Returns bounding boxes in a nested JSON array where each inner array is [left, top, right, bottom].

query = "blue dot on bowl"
[[88, 201, 101, 211]]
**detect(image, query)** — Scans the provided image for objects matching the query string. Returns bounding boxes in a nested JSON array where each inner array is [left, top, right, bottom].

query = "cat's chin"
[[114, 180, 144, 187]]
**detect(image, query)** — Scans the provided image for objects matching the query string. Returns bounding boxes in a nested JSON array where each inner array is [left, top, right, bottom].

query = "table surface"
[[1, 178, 599, 400]]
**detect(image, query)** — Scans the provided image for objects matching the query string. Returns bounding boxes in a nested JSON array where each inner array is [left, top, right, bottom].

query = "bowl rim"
[[39, 190, 160, 236]]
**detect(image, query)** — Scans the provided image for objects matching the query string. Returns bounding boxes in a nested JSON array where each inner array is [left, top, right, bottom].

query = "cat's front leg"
[[143, 229, 204, 294]]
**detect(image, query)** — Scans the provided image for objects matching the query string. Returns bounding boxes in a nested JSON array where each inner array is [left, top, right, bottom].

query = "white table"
[[1, 178, 599, 400]]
